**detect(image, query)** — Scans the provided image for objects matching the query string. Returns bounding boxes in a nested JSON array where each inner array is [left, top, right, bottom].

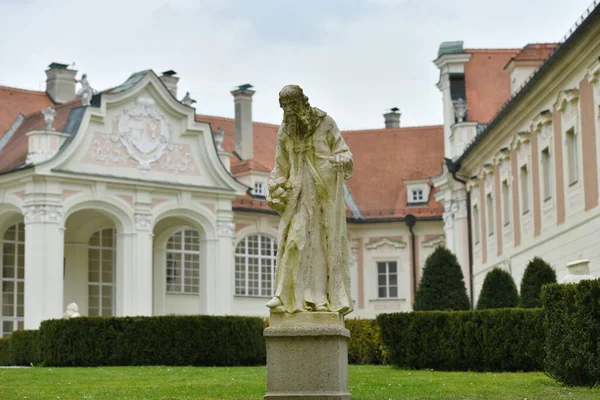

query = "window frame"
[[165, 229, 201, 295], [520, 165, 530, 214], [377, 261, 399, 299], [486, 193, 494, 236], [1, 223, 25, 337], [235, 234, 277, 297], [566, 127, 579, 186], [88, 228, 116, 317]]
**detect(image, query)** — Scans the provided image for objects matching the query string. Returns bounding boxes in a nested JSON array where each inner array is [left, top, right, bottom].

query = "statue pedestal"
[[264, 311, 351, 400]]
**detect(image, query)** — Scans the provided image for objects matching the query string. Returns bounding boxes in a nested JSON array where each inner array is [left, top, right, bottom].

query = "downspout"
[[405, 214, 417, 306], [445, 158, 474, 310]]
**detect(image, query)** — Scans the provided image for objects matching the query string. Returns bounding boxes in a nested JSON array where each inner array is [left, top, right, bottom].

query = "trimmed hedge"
[[10, 330, 41, 366], [378, 309, 545, 372], [39, 315, 266, 367], [0, 337, 10, 366], [542, 279, 600, 387], [520, 257, 557, 308], [477, 268, 519, 309], [346, 319, 386, 365], [414, 246, 470, 311]]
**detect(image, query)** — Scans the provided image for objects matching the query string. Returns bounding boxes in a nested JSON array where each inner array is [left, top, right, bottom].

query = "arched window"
[[88, 228, 115, 317], [1, 223, 24, 337], [166, 229, 200, 294], [235, 234, 277, 297]]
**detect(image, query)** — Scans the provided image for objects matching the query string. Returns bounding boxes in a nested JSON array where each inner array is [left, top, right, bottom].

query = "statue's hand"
[[329, 153, 352, 172], [267, 177, 290, 214]]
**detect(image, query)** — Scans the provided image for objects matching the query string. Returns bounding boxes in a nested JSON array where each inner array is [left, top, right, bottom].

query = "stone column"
[[453, 197, 471, 298], [211, 218, 235, 315], [132, 213, 153, 316], [23, 205, 64, 329], [264, 311, 351, 399]]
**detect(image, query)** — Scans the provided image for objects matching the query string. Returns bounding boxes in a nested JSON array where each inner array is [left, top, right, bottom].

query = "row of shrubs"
[[415, 246, 557, 312], [378, 308, 545, 372], [0, 315, 266, 367]]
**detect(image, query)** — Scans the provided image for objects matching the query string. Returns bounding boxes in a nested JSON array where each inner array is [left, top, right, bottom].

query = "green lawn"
[[0, 365, 598, 400]]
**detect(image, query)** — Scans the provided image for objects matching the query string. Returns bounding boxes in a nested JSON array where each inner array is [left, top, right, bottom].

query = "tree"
[[519, 257, 557, 308], [476, 267, 519, 310], [414, 246, 470, 311]]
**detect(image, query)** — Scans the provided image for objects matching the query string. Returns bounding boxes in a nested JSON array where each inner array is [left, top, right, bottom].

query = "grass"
[[0, 365, 598, 400]]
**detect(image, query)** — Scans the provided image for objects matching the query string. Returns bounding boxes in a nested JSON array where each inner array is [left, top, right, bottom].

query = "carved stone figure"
[[453, 97, 468, 123], [42, 106, 56, 131], [213, 128, 225, 151], [63, 303, 81, 318], [181, 91, 196, 106], [265, 85, 353, 315], [76, 73, 94, 106]]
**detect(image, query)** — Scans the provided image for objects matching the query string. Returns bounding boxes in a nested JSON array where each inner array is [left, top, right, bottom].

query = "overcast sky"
[[0, 0, 595, 130]]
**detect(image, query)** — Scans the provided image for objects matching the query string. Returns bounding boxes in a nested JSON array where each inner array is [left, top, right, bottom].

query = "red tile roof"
[[512, 43, 558, 63], [342, 125, 444, 219], [464, 49, 520, 123], [0, 98, 81, 174], [0, 86, 54, 134], [1, 80, 445, 221]]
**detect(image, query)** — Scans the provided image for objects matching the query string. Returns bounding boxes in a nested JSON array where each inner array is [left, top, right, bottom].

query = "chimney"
[[45, 62, 77, 104], [160, 70, 179, 98], [383, 107, 401, 128], [231, 84, 255, 160]]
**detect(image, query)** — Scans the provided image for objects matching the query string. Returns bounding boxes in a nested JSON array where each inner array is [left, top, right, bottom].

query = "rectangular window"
[[411, 189, 424, 202], [486, 193, 494, 236], [541, 147, 552, 200], [566, 128, 578, 185], [377, 261, 398, 299], [520, 165, 529, 214], [254, 182, 265, 196], [502, 180, 510, 226], [473, 204, 480, 244]]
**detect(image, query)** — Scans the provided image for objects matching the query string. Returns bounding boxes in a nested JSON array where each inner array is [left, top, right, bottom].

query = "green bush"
[[346, 319, 386, 364], [0, 337, 11, 366], [477, 268, 519, 309], [542, 279, 600, 387], [378, 308, 544, 371], [520, 257, 557, 308], [10, 330, 41, 366], [414, 246, 470, 311], [39, 315, 266, 367]]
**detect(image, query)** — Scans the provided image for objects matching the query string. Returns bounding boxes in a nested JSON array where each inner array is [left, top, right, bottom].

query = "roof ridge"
[[464, 48, 521, 53], [19, 97, 80, 121], [197, 114, 280, 128], [0, 85, 49, 96], [342, 124, 443, 134]]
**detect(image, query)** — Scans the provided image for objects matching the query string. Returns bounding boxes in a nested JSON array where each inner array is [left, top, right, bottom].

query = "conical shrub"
[[476, 267, 519, 309], [414, 246, 470, 311], [519, 257, 556, 308]]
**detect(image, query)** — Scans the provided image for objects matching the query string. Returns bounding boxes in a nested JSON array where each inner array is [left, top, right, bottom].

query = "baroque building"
[[0, 65, 445, 335], [433, 2, 600, 301]]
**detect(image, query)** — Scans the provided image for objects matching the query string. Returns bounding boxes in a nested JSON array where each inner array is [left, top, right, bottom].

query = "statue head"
[[279, 85, 310, 119], [67, 303, 79, 313]]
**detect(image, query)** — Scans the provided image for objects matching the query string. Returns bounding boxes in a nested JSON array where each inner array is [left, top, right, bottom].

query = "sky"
[[0, 0, 596, 130]]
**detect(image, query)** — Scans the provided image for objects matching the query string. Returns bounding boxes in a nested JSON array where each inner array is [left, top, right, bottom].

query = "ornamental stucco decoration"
[[90, 96, 195, 174], [118, 96, 171, 173], [452, 98, 468, 123], [23, 205, 62, 224], [217, 220, 235, 237], [42, 106, 57, 131], [135, 213, 152, 231]]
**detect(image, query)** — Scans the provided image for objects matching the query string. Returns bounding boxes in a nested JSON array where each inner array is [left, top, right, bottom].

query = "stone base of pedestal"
[[264, 311, 351, 400]]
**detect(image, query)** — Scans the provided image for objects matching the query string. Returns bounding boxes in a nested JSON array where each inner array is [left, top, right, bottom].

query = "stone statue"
[[181, 91, 196, 106], [63, 303, 81, 318], [213, 128, 225, 151], [265, 85, 354, 315], [42, 106, 56, 131], [76, 74, 94, 106]]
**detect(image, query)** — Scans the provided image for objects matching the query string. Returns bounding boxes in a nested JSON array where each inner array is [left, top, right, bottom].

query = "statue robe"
[[268, 108, 354, 315]]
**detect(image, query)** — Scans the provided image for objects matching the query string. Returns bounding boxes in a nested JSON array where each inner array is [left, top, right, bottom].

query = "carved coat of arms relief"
[[89, 95, 196, 175]]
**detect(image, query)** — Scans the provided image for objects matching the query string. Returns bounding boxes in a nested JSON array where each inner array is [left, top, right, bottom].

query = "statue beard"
[[284, 110, 310, 137]]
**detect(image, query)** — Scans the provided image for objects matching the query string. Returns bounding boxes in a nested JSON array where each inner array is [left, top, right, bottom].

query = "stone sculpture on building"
[[76, 73, 94, 106], [181, 91, 196, 106], [42, 106, 56, 131], [265, 84, 354, 315]]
